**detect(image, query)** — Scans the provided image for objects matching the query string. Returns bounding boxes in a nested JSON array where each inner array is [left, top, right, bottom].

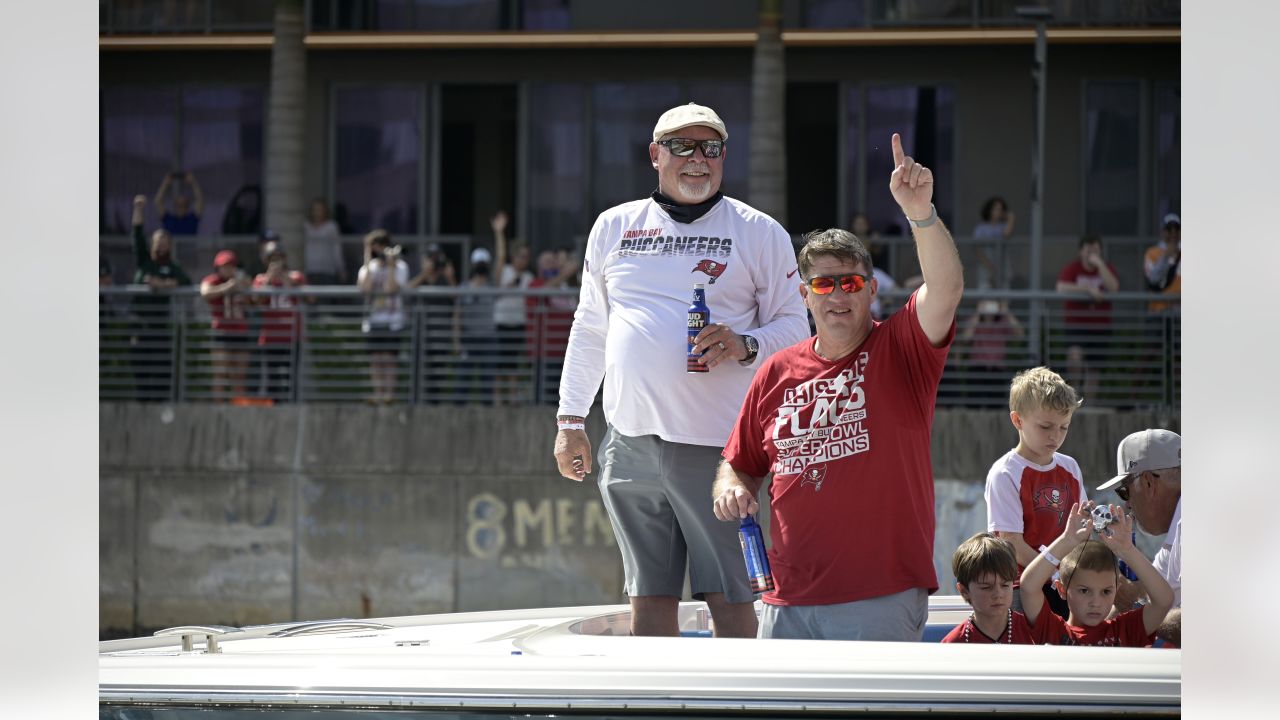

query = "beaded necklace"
[[961, 608, 1013, 644]]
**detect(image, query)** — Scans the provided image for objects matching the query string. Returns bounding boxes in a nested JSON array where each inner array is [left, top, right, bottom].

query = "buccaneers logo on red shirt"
[[692, 259, 728, 283], [1033, 486, 1067, 525], [799, 464, 827, 492]]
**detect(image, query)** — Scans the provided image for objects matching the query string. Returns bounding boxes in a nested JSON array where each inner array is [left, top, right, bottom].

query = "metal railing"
[[100, 286, 1179, 410]]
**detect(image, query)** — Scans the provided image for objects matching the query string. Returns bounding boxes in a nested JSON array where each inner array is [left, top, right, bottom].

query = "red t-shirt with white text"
[[202, 273, 249, 333], [723, 290, 954, 605]]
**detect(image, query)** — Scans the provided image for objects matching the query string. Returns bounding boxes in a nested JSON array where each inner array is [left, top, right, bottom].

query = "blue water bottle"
[[738, 515, 775, 594], [687, 283, 710, 373]]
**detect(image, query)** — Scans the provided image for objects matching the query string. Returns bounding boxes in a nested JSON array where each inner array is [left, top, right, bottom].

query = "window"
[[100, 85, 263, 236], [333, 86, 426, 234], [1153, 82, 1180, 223], [310, 0, 504, 31], [804, 0, 869, 28], [860, 85, 954, 235], [1083, 80, 1140, 235], [529, 84, 587, 252], [523, 0, 570, 30], [180, 87, 265, 236], [590, 84, 684, 214], [101, 88, 179, 235]]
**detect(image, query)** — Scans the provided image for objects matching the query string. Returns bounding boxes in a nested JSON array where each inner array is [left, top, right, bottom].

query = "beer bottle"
[[686, 283, 710, 373], [738, 514, 775, 594]]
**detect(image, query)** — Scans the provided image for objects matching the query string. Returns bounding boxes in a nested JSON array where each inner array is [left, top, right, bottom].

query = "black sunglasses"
[[803, 273, 870, 295], [657, 138, 724, 158], [1115, 479, 1133, 502]]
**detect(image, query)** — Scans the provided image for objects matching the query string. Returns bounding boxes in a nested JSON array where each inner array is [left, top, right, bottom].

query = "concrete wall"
[[100, 403, 1178, 638]]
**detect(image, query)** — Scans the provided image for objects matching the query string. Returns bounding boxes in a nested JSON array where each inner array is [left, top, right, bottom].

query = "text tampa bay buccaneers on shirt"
[[617, 233, 733, 258]]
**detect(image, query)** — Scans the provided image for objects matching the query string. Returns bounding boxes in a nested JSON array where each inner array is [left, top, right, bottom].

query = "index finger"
[[891, 133, 904, 167]]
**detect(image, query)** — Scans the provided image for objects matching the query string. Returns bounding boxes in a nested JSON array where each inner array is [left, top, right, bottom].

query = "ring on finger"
[[717, 341, 726, 350]]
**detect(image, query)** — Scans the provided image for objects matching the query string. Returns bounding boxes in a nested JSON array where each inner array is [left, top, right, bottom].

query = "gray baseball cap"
[[1097, 429, 1181, 491]]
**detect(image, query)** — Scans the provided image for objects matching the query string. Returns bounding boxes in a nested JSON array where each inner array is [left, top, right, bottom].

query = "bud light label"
[[687, 283, 710, 373]]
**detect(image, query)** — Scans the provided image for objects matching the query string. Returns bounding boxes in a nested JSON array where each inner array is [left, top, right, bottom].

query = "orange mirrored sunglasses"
[[803, 273, 870, 295]]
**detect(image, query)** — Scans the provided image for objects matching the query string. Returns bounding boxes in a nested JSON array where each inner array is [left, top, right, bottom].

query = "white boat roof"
[[99, 597, 1180, 716]]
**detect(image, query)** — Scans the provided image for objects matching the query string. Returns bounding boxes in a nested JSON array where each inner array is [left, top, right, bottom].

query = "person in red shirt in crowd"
[[957, 299, 1024, 405], [712, 134, 964, 641], [1055, 234, 1119, 402], [1020, 501, 1173, 646], [200, 250, 252, 402], [253, 240, 308, 402], [525, 247, 579, 404], [942, 533, 1035, 644]]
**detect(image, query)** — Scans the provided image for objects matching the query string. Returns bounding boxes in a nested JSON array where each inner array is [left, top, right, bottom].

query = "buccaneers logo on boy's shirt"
[[1033, 485, 1068, 525]]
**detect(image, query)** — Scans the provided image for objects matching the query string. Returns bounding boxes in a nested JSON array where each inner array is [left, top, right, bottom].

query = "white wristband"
[[557, 422, 586, 432], [1038, 545, 1061, 568]]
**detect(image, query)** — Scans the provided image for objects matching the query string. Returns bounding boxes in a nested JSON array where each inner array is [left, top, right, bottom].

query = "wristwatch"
[[741, 334, 759, 364], [906, 203, 939, 229]]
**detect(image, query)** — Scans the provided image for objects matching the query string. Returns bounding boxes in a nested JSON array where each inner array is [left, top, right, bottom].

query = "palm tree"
[[748, 0, 786, 225], [266, 0, 306, 262]]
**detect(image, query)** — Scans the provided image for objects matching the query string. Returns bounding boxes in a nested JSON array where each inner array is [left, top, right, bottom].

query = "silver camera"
[[1090, 505, 1115, 533]]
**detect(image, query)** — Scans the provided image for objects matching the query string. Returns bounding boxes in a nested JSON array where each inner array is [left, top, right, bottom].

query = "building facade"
[[100, 0, 1180, 288]]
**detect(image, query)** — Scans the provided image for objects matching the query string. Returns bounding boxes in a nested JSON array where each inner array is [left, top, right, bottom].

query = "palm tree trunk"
[[266, 0, 307, 262], [748, 0, 786, 226]]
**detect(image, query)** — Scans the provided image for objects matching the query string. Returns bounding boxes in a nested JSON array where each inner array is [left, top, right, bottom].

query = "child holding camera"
[[1020, 501, 1173, 646]]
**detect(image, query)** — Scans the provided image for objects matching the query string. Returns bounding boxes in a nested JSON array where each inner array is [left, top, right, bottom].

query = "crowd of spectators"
[[106, 169, 1177, 407]]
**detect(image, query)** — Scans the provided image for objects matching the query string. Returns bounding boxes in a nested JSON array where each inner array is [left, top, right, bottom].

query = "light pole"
[[1016, 5, 1051, 292], [1016, 5, 1051, 364]]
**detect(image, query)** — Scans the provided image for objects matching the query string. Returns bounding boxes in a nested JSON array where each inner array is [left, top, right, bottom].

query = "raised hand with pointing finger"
[[884, 132, 963, 347], [888, 132, 934, 222]]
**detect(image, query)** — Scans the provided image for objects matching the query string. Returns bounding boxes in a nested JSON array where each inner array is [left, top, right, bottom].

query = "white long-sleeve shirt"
[[558, 196, 810, 446]]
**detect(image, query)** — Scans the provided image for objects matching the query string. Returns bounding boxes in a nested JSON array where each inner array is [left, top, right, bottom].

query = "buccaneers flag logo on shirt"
[[1033, 486, 1068, 525], [692, 259, 728, 283], [799, 464, 827, 492]]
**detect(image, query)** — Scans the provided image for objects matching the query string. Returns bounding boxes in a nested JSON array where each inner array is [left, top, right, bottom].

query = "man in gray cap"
[[1097, 429, 1181, 641], [552, 102, 809, 637]]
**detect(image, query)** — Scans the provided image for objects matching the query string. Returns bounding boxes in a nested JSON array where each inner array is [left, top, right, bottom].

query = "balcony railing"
[[100, 0, 1179, 36], [100, 285, 1179, 410]]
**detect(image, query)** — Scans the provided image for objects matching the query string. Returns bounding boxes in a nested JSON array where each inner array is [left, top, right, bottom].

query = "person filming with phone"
[[155, 171, 204, 236]]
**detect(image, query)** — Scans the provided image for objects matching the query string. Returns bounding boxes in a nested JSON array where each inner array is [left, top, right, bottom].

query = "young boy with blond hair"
[[942, 532, 1035, 644], [984, 366, 1086, 618], [1020, 501, 1172, 645]]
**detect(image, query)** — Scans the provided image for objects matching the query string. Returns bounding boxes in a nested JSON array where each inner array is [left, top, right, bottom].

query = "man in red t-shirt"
[[1055, 234, 1118, 401], [200, 250, 252, 402], [253, 241, 308, 401], [712, 134, 963, 641]]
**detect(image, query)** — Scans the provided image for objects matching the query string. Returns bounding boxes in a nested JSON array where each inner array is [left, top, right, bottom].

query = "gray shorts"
[[759, 587, 928, 641], [596, 427, 753, 604]]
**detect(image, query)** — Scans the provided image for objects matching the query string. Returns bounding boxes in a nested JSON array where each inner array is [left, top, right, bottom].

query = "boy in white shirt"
[[984, 366, 1087, 619]]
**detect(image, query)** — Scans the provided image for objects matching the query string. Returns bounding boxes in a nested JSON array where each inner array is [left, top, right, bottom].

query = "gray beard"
[[677, 176, 713, 201]]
